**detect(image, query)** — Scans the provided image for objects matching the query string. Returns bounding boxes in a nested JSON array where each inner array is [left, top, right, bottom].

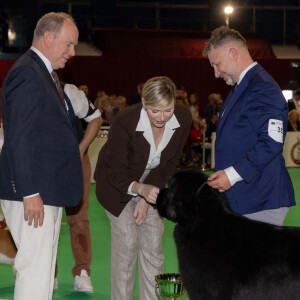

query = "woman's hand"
[[134, 198, 150, 225], [132, 182, 160, 204]]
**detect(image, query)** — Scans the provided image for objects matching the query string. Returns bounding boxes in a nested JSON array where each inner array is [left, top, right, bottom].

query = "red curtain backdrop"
[[0, 57, 298, 119], [0, 59, 15, 121], [90, 28, 276, 60], [61, 56, 297, 116]]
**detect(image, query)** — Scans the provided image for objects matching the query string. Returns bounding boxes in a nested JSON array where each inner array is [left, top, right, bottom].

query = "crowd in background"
[[84, 82, 226, 169], [81, 81, 300, 170]]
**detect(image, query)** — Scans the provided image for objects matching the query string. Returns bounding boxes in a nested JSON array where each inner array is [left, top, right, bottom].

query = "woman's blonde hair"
[[142, 76, 176, 107]]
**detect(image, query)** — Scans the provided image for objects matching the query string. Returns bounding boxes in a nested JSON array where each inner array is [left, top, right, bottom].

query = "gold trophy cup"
[[155, 273, 189, 300]]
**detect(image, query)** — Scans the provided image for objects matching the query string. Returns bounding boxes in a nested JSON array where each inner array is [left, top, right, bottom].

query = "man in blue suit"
[[203, 26, 295, 226], [0, 12, 82, 299]]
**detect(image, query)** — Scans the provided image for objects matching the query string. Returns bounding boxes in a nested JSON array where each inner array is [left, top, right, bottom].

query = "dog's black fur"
[[157, 168, 300, 300]]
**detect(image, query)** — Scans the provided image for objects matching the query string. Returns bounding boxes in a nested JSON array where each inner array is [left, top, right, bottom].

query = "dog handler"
[[94, 76, 192, 300], [204, 26, 295, 226]]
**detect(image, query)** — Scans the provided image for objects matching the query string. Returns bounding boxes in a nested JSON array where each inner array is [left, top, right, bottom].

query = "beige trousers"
[[106, 197, 164, 300], [1, 200, 62, 300]]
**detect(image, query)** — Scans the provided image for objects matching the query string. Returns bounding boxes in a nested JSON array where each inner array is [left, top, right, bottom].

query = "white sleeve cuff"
[[128, 182, 138, 196], [24, 193, 39, 199], [224, 167, 243, 187], [84, 109, 101, 123]]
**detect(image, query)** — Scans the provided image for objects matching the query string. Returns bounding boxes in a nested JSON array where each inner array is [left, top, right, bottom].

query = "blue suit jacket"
[[215, 63, 295, 214], [0, 49, 83, 207]]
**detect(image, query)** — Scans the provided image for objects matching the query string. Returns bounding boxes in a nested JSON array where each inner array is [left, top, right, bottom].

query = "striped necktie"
[[51, 70, 67, 111]]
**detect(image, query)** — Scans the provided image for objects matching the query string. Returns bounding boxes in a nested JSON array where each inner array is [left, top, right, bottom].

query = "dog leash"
[[196, 181, 208, 195]]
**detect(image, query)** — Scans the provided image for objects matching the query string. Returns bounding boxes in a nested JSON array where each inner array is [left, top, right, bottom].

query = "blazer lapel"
[[27, 49, 69, 117], [217, 64, 260, 136]]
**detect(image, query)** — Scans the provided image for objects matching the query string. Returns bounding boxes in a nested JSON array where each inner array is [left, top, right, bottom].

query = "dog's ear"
[[157, 187, 178, 223]]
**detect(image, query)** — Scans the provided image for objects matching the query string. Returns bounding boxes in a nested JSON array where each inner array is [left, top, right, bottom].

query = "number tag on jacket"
[[268, 119, 283, 143]]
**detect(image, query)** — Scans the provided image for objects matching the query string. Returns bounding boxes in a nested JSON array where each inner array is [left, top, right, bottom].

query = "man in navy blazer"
[[0, 12, 82, 299], [203, 26, 295, 226]]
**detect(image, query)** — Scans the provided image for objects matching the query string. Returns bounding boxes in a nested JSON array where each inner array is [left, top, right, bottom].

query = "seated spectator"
[[176, 85, 189, 107], [112, 96, 127, 117], [189, 92, 206, 130], [78, 84, 89, 98], [108, 94, 117, 109], [128, 82, 144, 105], [287, 109, 300, 131], [288, 89, 300, 112], [95, 94, 110, 126], [205, 93, 222, 141]]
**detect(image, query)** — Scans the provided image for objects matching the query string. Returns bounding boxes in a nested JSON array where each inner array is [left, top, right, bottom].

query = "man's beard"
[[225, 74, 235, 86]]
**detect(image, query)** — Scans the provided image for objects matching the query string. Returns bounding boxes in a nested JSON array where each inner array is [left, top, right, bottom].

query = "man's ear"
[[44, 31, 54, 47], [229, 47, 239, 62]]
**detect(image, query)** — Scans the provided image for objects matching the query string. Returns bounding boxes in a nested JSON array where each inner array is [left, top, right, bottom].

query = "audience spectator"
[[112, 96, 127, 117], [288, 89, 300, 112], [215, 93, 224, 115], [128, 82, 144, 105], [205, 93, 221, 141], [108, 94, 117, 109], [78, 84, 89, 98], [176, 85, 189, 106], [95, 94, 111, 126], [189, 92, 206, 129], [287, 109, 300, 131]]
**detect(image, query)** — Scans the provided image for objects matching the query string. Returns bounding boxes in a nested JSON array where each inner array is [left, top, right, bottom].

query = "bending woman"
[[94, 76, 192, 300]]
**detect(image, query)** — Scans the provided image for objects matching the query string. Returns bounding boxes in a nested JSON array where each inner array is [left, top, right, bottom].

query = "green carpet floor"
[[0, 168, 300, 299]]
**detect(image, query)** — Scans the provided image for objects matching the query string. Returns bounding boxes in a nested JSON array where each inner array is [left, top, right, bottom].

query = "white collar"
[[237, 61, 257, 85], [30, 46, 53, 74], [136, 107, 180, 132]]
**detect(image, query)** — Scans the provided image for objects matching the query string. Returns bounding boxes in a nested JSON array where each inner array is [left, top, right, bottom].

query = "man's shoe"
[[74, 269, 93, 293]]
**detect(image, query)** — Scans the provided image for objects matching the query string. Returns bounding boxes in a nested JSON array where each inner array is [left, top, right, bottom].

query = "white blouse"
[[128, 107, 180, 196]]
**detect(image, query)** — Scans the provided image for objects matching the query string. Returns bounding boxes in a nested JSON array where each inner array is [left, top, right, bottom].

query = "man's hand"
[[23, 195, 44, 228], [134, 199, 150, 225], [207, 170, 231, 193]]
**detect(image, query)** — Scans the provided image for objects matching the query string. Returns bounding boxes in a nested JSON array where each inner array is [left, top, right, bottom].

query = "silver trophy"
[[155, 273, 189, 300]]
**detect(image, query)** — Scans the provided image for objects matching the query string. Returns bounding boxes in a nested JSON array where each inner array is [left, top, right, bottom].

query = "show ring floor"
[[0, 168, 300, 299]]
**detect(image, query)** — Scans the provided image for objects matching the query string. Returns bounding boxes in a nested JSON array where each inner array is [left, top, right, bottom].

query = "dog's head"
[[157, 169, 211, 224], [157, 168, 229, 226]]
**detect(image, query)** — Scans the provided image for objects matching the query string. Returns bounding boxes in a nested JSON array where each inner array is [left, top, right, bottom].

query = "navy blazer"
[[0, 49, 83, 207], [215, 64, 295, 215], [94, 103, 192, 216]]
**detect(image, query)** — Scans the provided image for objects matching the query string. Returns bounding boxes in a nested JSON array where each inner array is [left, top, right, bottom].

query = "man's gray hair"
[[203, 26, 247, 57], [33, 12, 75, 42]]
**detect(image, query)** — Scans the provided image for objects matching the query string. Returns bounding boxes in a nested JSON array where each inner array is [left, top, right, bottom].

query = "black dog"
[[157, 168, 300, 300]]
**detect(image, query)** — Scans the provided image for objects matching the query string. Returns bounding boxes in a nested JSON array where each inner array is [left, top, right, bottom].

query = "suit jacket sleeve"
[[101, 112, 141, 195], [3, 66, 43, 197], [233, 81, 287, 183]]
